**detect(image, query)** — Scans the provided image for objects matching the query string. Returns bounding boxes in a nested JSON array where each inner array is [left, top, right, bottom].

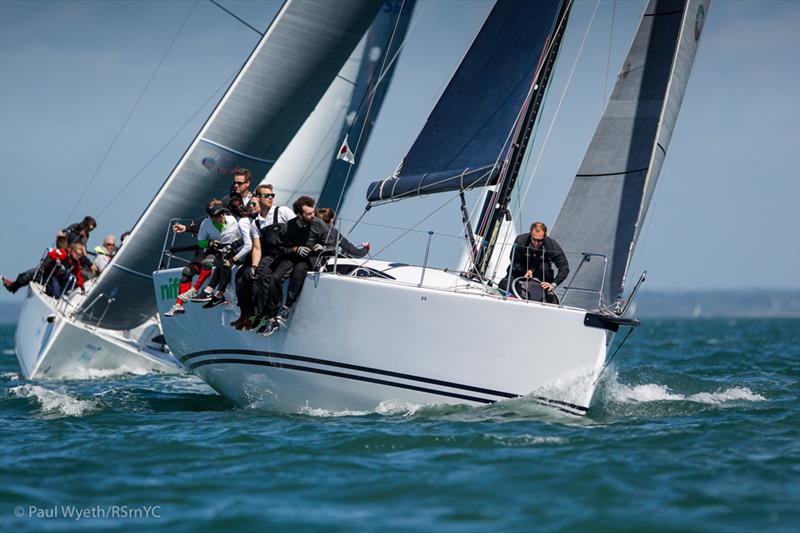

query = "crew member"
[[499, 221, 569, 302], [261, 196, 327, 335]]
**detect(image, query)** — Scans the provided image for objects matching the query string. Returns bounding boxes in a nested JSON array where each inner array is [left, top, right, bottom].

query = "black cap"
[[208, 205, 226, 217]]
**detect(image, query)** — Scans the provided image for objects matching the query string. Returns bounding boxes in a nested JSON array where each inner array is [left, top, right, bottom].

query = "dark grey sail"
[[365, 0, 564, 203], [552, 0, 710, 311], [80, 0, 383, 330]]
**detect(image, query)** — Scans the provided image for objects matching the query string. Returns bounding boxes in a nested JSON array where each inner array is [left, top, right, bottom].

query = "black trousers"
[[235, 265, 256, 318], [265, 256, 310, 317], [253, 255, 278, 318], [9, 268, 38, 292]]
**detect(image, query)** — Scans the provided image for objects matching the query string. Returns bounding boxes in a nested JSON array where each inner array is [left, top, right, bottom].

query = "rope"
[[63, 0, 199, 226], [209, 0, 264, 36]]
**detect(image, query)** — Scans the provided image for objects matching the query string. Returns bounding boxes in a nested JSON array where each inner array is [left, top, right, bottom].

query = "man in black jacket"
[[261, 196, 328, 335], [499, 221, 569, 301]]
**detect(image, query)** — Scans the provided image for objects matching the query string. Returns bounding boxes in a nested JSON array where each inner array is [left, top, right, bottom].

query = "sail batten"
[[553, 0, 709, 311], [366, 0, 563, 203], [79, 0, 383, 330]]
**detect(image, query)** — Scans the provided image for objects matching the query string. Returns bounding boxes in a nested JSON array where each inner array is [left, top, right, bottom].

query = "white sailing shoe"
[[164, 303, 185, 317], [178, 287, 198, 301]]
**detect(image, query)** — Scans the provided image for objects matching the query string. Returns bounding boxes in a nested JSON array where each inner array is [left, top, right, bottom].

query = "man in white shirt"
[[165, 200, 242, 316], [246, 184, 295, 331]]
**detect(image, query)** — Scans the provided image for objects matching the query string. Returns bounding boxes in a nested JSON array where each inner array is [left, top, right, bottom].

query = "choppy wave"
[[8, 384, 102, 417], [58, 365, 154, 381], [483, 433, 567, 446], [600, 371, 766, 406]]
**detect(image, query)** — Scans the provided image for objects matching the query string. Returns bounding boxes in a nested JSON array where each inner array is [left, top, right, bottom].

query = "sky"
[[1, 0, 798, 304]]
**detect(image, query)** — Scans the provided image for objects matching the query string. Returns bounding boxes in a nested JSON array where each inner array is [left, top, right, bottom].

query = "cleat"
[[178, 287, 198, 301], [164, 303, 185, 317], [261, 319, 280, 337], [203, 294, 226, 309]]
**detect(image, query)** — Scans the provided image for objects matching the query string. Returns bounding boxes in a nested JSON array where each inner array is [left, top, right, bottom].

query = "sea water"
[[1, 319, 798, 531]]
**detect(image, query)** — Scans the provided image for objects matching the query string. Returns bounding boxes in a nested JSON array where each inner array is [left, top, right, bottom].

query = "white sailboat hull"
[[14, 284, 182, 380], [154, 264, 609, 415]]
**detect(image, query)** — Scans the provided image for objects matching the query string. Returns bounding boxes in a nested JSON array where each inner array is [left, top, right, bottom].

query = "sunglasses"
[[232, 180, 248, 186], [256, 193, 275, 199]]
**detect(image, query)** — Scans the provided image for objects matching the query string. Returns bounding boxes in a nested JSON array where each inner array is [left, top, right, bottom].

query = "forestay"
[[319, 0, 416, 208], [365, 0, 563, 203], [80, 0, 383, 330], [553, 0, 709, 311]]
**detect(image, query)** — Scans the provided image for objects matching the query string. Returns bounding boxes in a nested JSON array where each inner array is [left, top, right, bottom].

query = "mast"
[[473, 0, 572, 278]]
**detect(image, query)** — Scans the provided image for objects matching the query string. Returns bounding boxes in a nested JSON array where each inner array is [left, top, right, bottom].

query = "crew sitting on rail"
[[92, 235, 117, 273], [62, 215, 98, 281], [243, 184, 296, 333], [258, 196, 328, 336], [47, 242, 87, 299], [164, 199, 242, 317], [499, 221, 569, 304], [2, 235, 69, 294], [315, 207, 370, 259], [229, 196, 263, 330]]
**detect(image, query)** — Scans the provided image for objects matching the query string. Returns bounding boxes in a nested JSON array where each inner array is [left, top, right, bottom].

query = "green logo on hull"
[[159, 278, 181, 301]]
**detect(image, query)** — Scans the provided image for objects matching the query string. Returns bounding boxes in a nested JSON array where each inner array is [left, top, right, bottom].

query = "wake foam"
[[601, 372, 766, 406], [296, 405, 370, 417], [9, 384, 101, 417], [59, 365, 152, 381]]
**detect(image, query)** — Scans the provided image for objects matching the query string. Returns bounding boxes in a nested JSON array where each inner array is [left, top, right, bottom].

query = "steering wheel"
[[511, 276, 548, 300]]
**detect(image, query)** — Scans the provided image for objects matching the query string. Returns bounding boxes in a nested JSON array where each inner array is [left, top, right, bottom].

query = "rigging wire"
[[354, 192, 463, 267], [603, 0, 617, 106], [593, 324, 637, 385], [516, 0, 601, 218], [209, 0, 264, 36], [330, 0, 408, 224], [63, 0, 199, 226], [96, 72, 236, 218]]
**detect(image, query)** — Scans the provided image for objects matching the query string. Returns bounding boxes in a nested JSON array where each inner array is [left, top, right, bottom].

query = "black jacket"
[[323, 227, 368, 259], [508, 234, 569, 285], [278, 217, 328, 257]]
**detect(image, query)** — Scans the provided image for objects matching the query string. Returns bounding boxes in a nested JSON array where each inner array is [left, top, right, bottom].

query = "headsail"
[[552, 0, 710, 311], [80, 0, 383, 330], [365, 0, 564, 203]]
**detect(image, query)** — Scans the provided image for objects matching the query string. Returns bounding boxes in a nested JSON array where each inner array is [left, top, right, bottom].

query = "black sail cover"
[[552, 0, 710, 311], [80, 0, 383, 330], [365, 0, 563, 203]]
